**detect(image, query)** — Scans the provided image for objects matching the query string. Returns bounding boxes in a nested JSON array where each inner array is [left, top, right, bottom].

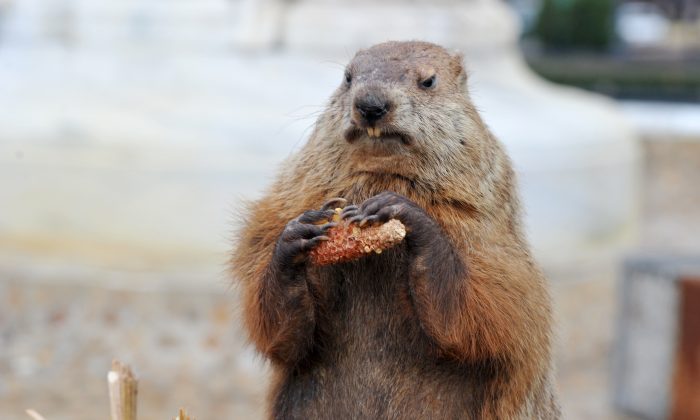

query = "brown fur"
[[232, 41, 560, 419]]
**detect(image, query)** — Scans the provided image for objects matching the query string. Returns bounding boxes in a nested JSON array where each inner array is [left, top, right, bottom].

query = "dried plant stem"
[[174, 408, 194, 420], [25, 409, 47, 420], [108, 360, 138, 420]]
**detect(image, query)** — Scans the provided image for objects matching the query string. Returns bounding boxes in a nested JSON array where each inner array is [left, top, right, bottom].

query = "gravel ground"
[[0, 266, 625, 420]]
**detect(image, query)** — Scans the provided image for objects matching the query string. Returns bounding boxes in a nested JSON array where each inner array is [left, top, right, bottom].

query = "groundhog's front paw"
[[341, 191, 433, 233], [273, 198, 347, 268]]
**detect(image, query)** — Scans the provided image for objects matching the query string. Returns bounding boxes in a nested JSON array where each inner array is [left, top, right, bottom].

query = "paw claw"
[[340, 205, 359, 217], [303, 236, 330, 250], [341, 210, 360, 220], [359, 215, 379, 227], [320, 222, 337, 231]]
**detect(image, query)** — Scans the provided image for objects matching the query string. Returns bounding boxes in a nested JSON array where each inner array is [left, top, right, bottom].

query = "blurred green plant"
[[526, 53, 700, 101], [535, 0, 615, 50]]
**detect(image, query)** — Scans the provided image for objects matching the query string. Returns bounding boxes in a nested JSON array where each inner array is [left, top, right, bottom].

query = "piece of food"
[[309, 208, 406, 266]]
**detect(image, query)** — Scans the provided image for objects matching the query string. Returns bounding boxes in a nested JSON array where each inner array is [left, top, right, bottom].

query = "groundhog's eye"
[[420, 75, 437, 90], [344, 72, 352, 85]]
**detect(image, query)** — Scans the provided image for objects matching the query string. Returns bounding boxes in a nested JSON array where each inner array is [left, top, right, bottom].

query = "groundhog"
[[232, 41, 560, 419]]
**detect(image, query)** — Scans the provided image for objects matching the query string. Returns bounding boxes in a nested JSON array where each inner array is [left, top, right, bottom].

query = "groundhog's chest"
[[271, 248, 483, 419], [317, 247, 426, 359]]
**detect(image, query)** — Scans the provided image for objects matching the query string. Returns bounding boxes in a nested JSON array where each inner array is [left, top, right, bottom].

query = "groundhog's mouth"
[[343, 126, 412, 146]]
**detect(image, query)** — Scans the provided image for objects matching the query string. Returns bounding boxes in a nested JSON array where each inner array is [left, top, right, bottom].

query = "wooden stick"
[[108, 360, 138, 420], [672, 277, 700, 420]]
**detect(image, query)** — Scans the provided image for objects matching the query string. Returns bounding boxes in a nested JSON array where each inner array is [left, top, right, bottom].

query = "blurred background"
[[1, 0, 699, 418]]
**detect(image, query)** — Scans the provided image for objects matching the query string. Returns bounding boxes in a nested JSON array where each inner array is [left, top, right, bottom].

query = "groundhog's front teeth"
[[367, 127, 383, 138]]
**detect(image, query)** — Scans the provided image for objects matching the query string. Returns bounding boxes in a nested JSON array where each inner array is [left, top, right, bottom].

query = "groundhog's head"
[[316, 41, 489, 185]]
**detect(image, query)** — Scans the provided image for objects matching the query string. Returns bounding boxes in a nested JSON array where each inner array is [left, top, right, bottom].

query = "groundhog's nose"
[[355, 94, 389, 126]]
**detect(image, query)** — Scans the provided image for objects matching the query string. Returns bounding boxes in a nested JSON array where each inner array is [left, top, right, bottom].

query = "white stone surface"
[[1, 0, 242, 52], [0, 48, 342, 273], [280, 0, 518, 55], [616, 270, 678, 418], [620, 101, 700, 139]]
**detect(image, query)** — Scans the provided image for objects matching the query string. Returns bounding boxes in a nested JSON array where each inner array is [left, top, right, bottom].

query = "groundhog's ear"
[[450, 51, 468, 91]]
